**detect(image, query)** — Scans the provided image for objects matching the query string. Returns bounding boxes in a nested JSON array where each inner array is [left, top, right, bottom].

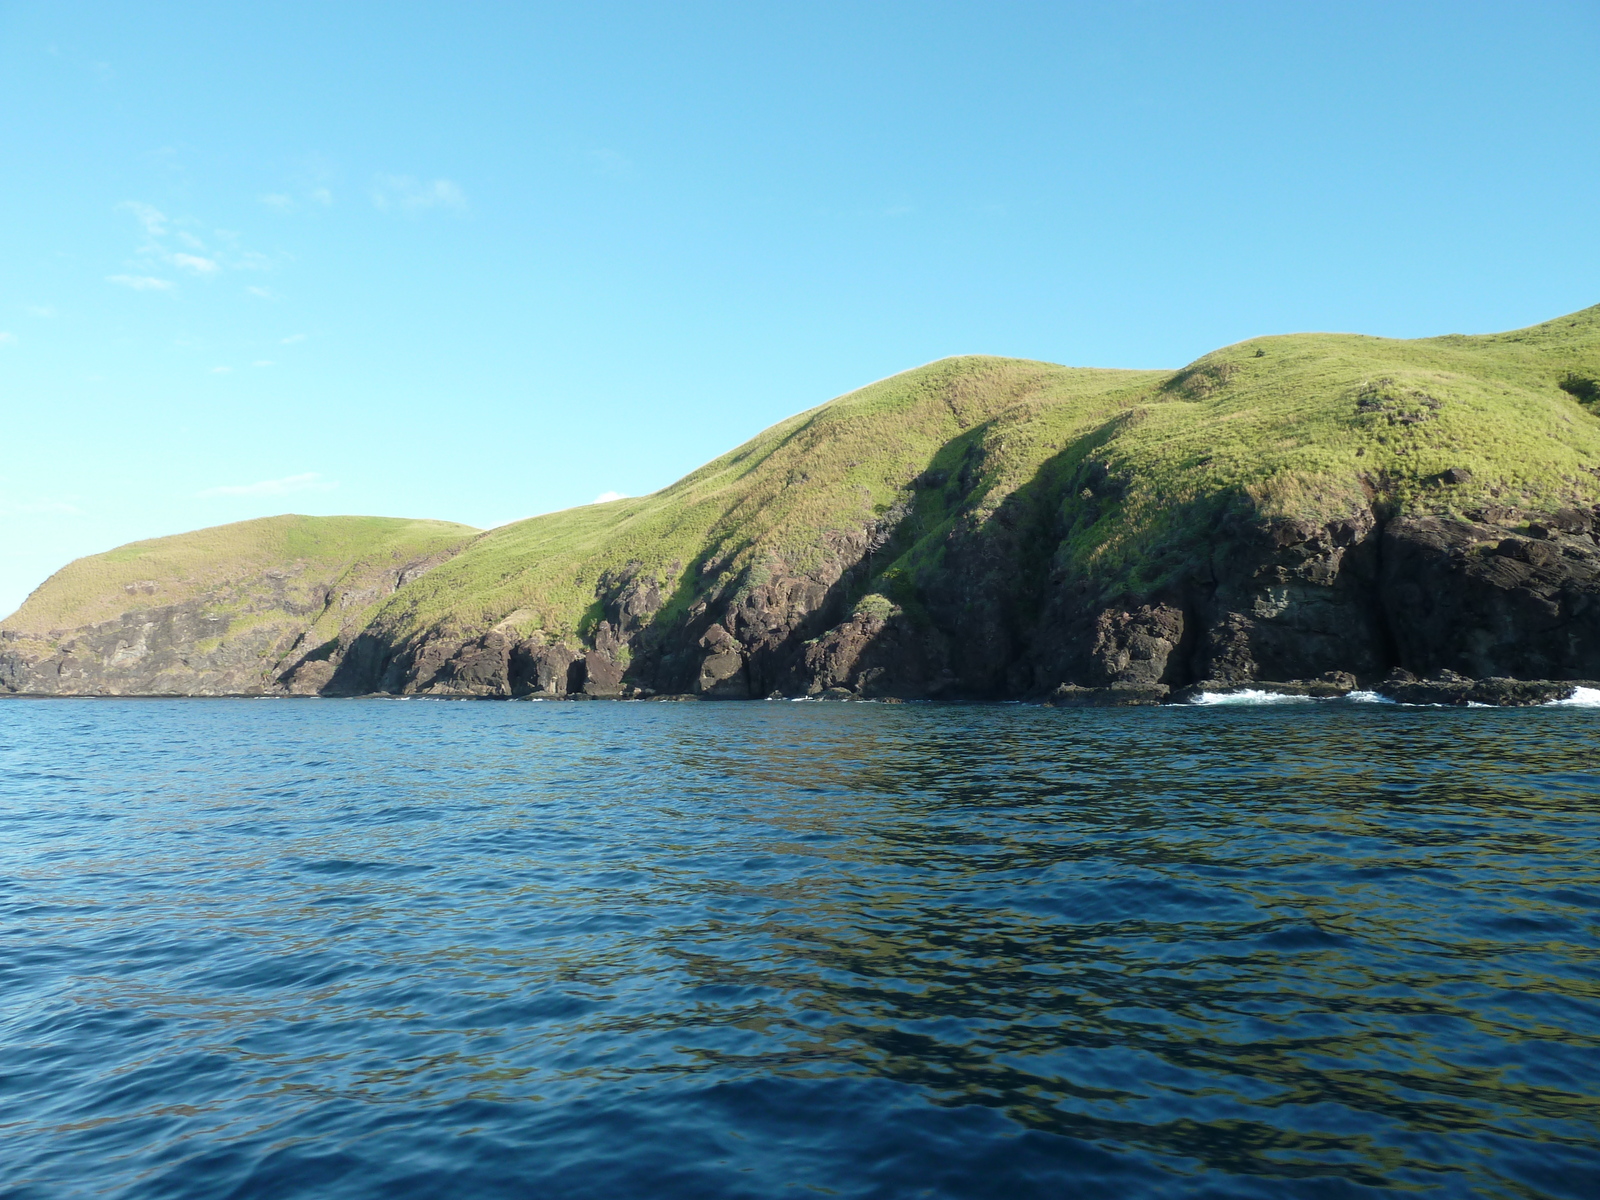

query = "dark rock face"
[[1, 552, 459, 698], [509, 641, 577, 697], [12, 493, 1600, 705], [1381, 513, 1600, 679], [1085, 605, 1187, 686], [1195, 512, 1389, 684], [0, 599, 294, 695], [1377, 672, 1578, 707]]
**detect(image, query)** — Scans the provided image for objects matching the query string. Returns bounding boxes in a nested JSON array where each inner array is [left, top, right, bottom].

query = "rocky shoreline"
[[2, 672, 1592, 707], [9, 503, 1600, 706], [7, 312, 1600, 703]]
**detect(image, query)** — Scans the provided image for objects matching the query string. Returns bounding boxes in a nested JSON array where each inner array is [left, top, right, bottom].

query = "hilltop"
[[0, 516, 477, 695], [6, 305, 1600, 701]]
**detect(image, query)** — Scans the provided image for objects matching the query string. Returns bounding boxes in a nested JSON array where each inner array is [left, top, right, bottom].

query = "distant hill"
[[0, 516, 478, 695], [7, 305, 1600, 702]]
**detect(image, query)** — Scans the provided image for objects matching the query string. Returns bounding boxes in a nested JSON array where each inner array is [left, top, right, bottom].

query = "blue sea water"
[[2, 698, 1598, 1199]]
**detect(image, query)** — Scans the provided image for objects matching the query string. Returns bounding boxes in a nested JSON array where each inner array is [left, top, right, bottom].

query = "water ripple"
[[1, 699, 1598, 1198]]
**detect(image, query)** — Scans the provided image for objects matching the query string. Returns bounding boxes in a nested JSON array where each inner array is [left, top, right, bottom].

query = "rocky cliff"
[[7, 307, 1600, 704], [0, 516, 477, 696]]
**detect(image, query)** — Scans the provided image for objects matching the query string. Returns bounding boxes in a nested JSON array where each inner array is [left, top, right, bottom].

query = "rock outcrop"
[[8, 307, 1600, 703], [312, 498, 1600, 705], [0, 516, 476, 696]]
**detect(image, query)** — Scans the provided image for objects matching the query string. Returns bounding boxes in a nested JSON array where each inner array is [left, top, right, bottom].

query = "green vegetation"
[[12, 305, 1600, 662], [363, 359, 1162, 647], [2, 515, 478, 635], [366, 304, 1600, 646]]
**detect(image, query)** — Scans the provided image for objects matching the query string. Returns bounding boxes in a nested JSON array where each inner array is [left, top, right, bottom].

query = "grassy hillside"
[[362, 359, 1164, 647], [10, 304, 1598, 690], [365, 305, 1600, 649], [2, 515, 479, 638]]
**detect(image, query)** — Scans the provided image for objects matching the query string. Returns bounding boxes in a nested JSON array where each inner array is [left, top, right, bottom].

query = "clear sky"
[[2, 2, 1596, 618]]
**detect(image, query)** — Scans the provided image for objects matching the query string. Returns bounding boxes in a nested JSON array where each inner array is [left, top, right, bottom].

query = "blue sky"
[[2, 2, 1597, 617]]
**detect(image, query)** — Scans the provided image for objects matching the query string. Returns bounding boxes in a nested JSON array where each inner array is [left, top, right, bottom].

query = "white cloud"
[[281, 332, 307, 344], [197, 472, 338, 498], [120, 201, 167, 236], [210, 366, 232, 374], [0, 498, 82, 517], [25, 304, 56, 318], [172, 252, 218, 274], [116, 201, 275, 279], [372, 175, 467, 212], [264, 187, 333, 210], [108, 274, 174, 291], [593, 491, 627, 504], [0, 332, 15, 346], [246, 285, 275, 299], [252, 360, 275, 368]]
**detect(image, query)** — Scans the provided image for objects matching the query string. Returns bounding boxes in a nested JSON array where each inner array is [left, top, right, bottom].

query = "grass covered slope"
[[1071, 306, 1600, 593], [1, 515, 479, 695], [3, 515, 478, 635], [364, 359, 1165, 650], [366, 305, 1600, 661], [8, 303, 1600, 698]]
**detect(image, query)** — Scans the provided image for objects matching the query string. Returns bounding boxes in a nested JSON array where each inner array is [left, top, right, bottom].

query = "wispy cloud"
[[108, 274, 174, 291], [246, 285, 275, 299], [280, 333, 307, 345], [372, 175, 467, 212], [25, 304, 56, 318], [121, 201, 167, 236], [593, 491, 627, 504], [0, 498, 82, 516], [198, 472, 338, 498], [262, 187, 334, 212], [252, 360, 275, 368], [0, 332, 16, 346], [172, 252, 218, 274], [115, 201, 275, 281], [210, 366, 232, 374]]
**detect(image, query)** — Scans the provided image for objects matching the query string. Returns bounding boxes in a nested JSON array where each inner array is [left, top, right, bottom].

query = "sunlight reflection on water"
[[1, 698, 1598, 1199]]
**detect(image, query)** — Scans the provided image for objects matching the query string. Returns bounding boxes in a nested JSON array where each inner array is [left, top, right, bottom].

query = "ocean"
[[2, 697, 1598, 1198]]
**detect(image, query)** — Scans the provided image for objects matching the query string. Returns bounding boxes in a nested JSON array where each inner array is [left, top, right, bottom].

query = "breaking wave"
[[1190, 689, 1316, 705]]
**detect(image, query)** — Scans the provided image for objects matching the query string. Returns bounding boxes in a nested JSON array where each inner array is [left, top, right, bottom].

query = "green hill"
[[335, 304, 1600, 695], [1, 515, 478, 695], [6, 305, 1600, 700]]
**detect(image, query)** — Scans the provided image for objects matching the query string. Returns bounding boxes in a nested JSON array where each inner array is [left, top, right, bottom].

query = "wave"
[[1193, 686, 1598, 708], [1555, 686, 1600, 707], [1190, 690, 1316, 705], [1190, 689, 1397, 706]]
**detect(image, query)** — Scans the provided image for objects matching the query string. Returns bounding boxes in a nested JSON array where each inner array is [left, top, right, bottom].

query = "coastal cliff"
[[0, 517, 477, 696], [6, 306, 1600, 703]]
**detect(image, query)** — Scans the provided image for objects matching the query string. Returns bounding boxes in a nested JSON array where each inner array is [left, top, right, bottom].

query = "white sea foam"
[[1555, 686, 1600, 707], [1342, 690, 1395, 704], [1190, 689, 1315, 705]]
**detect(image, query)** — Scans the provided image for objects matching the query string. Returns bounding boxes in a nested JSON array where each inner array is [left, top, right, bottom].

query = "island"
[[6, 305, 1600, 706]]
